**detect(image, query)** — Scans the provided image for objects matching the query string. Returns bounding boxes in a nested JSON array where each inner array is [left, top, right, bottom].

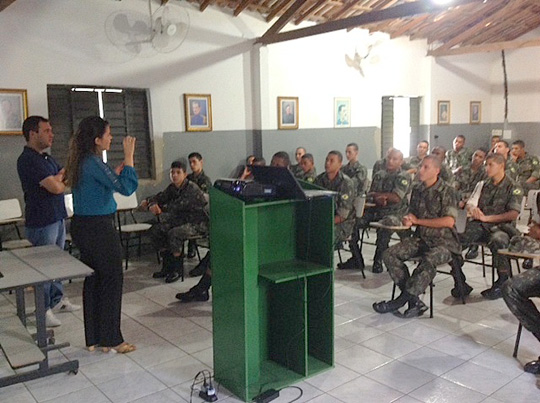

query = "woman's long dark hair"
[[65, 116, 109, 188]]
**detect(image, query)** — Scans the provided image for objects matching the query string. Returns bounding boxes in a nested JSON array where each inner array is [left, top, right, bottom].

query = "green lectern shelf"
[[210, 187, 335, 402]]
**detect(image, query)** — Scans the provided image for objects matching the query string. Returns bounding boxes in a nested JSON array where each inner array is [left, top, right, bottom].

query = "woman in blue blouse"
[[65, 116, 138, 353]]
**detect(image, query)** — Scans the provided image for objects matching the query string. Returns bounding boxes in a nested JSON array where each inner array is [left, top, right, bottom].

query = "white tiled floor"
[[1, 239, 539, 402]]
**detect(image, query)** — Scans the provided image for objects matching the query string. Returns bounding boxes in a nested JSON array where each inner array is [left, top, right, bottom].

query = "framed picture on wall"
[[184, 94, 212, 132], [334, 97, 350, 128], [0, 89, 28, 135], [470, 101, 481, 124], [278, 96, 298, 130], [437, 100, 450, 125]]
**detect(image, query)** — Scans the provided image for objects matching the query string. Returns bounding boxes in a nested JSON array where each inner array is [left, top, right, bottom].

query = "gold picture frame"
[[0, 89, 28, 135], [437, 100, 450, 125], [278, 96, 299, 130], [184, 94, 212, 132], [470, 101, 481, 124]]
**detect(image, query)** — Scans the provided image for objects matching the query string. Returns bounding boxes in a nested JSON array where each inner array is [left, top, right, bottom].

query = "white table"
[[0, 245, 93, 387]]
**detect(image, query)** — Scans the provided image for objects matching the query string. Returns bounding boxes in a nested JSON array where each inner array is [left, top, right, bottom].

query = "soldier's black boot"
[[153, 251, 172, 279], [450, 255, 473, 299], [524, 357, 540, 374], [481, 274, 509, 300], [401, 295, 428, 318], [189, 252, 210, 277], [187, 240, 197, 259], [465, 244, 479, 259], [372, 248, 384, 273], [522, 258, 533, 270], [373, 290, 411, 314], [165, 256, 183, 283], [176, 273, 211, 302]]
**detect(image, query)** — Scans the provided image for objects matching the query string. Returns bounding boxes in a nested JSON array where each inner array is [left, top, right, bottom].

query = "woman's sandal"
[[102, 342, 136, 354]]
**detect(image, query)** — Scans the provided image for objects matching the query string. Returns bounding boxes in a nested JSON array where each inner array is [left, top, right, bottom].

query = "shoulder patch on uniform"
[[401, 179, 409, 186], [533, 160, 538, 165], [513, 188, 522, 195], [342, 194, 349, 200], [510, 167, 516, 172]]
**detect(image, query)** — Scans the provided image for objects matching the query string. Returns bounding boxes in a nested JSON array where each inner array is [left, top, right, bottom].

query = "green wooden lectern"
[[210, 187, 335, 402]]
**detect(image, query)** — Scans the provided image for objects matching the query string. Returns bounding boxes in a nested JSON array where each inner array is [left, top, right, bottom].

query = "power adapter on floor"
[[253, 388, 280, 403]]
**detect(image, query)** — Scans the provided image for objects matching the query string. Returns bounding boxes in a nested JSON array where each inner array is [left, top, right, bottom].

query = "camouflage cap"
[[509, 235, 540, 254]]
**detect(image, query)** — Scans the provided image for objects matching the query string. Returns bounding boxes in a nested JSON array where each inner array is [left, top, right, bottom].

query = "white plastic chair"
[[114, 192, 152, 270], [0, 199, 32, 250]]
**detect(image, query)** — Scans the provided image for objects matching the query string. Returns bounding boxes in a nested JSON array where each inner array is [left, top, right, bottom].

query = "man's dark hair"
[[301, 153, 314, 163], [419, 140, 429, 146], [456, 135, 466, 140], [170, 160, 186, 171], [252, 157, 266, 166], [423, 154, 441, 169], [328, 150, 343, 163], [22, 115, 48, 142], [475, 147, 488, 154], [512, 140, 525, 148], [271, 151, 290, 167], [346, 143, 358, 151], [486, 153, 506, 167], [188, 152, 203, 161], [497, 140, 509, 148]]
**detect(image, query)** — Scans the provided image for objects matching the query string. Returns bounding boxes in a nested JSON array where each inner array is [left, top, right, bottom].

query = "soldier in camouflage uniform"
[[430, 146, 453, 183], [343, 149, 411, 273], [299, 153, 317, 183], [460, 153, 523, 299], [142, 160, 209, 283], [502, 221, 540, 375], [314, 151, 356, 245], [494, 140, 518, 180], [341, 143, 368, 196], [445, 135, 473, 189], [372, 147, 396, 176], [373, 155, 461, 318], [459, 148, 487, 200], [402, 140, 429, 175], [511, 140, 540, 192], [291, 146, 306, 179], [187, 152, 212, 258]]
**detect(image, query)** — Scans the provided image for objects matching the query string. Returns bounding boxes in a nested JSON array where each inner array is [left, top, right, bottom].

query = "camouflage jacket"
[[445, 147, 473, 171], [314, 171, 355, 222], [478, 175, 523, 216], [372, 158, 386, 175], [299, 168, 317, 184], [459, 166, 487, 196], [341, 160, 367, 196], [291, 164, 304, 179], [515, 154, 540, 184], [402, 155, 423, 172], [147, 180, 208, 225], [369, 169, 411, 216], [506, 159, 519, 181], [409, 179, 461, 254], [187, 170, 212, 193]]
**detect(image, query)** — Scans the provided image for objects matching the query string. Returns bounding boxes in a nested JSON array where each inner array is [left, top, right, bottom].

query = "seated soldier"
[[430, 146, 452, 183], [314, 151, 361, 267], [511, 140, 540, 192], [494, 140, 518, 180], [502, 221, 540, 375], [291, 147, 306, 178], [299, 153, 317, 183], [372, 147, 396, 175], [459, 148, 487, 205], [402, 140, 429, 175], [342, 142, 368, 196], [270, 151, 290, 168], [343, 149, 411, 273], [490, 134, 501, 153], [373, 155, 461, 318], [238, 156, 265, 181], [460, 153, 523, 299], [186, 152, 212, 258], [446, 135, 473, 189], [142, 160, 208, 283]]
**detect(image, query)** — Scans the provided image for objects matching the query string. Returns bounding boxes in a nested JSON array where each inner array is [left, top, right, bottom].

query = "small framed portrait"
[[0, 89, 28, 135], [184, 94, 212, 132], [278, 96, 298, 130], [437, 100, 450, 125], [334, 97, 351, 128], [470, 101, 481, 124]]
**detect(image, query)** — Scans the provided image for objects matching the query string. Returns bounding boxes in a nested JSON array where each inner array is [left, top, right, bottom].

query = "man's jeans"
[[26, 220, 66, 310]]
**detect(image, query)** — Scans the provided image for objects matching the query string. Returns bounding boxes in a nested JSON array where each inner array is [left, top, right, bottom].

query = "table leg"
[[16, 288, 26, 326]]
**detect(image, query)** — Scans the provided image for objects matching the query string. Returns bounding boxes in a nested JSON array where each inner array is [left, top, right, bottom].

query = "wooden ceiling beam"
[[258, 0, 486, 45], [199, 0, 213, 12], [0, 0, 16, 12], [389, 15, 430, 38], [266, 0, 296, 22], [295, 0, 327, 25], [428, 37, 540, 57], [264, 0, 311, 35], [330, 1, 372, 20], [234, 0, 253, 16], [432, 0, 527, 53]]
